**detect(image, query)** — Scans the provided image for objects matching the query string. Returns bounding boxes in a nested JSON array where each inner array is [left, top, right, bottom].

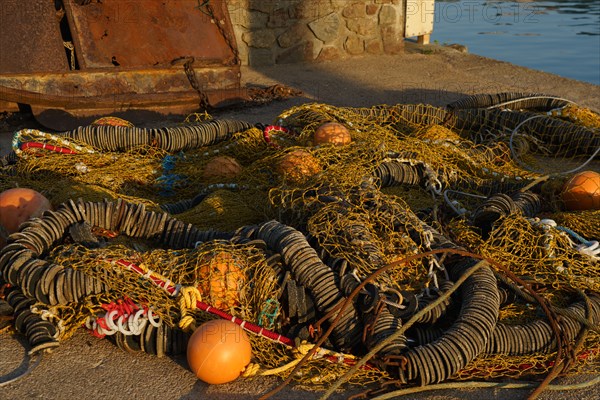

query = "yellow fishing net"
[[47, 241, 279, 328], [455, 315, 600, 381], [449, 214, 600, 292], [1, 98, 599, 387], [549, 105, 600, 129]]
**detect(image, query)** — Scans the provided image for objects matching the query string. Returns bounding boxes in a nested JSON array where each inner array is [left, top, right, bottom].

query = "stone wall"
[[226, 0, 405, 65]]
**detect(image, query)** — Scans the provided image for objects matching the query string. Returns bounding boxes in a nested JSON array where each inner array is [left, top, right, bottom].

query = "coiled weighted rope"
[[447, 92, 573, 111], [234, 220, 363, 352], [61, 119, 253, 152], [453, 108, 599, 157], [0, 199, 234, 354]]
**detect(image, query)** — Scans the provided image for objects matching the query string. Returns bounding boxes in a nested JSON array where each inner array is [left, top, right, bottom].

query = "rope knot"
[[241, 362, 261, 378], [177, 286, 202, 331], [293, 341, 316, 359]]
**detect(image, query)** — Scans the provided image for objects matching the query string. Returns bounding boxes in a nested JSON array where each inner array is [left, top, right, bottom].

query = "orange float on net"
[[277, 149, 321, 184], [313, 122, 352, 146], [187, 319, 252, 384], [561, 170, 600, 211], [197, 251, 244, 310], [0, 188, 52, 243], [202, 156, 242, 181], [91, 116, 134, 127]]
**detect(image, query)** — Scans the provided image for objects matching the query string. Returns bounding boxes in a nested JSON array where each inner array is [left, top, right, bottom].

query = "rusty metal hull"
[[0, 0, 243, 130], [63, 0, 237, 69], [0, 1, 68, 74], [0, 66, 246, 130]]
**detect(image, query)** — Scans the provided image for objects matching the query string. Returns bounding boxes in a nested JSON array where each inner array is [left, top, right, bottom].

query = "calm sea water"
[[431, 0, 600, 85]]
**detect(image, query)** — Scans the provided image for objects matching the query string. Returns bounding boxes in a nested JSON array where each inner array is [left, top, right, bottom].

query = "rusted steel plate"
[[0, 0, 69, 73], [63, 0, 237, 69], [0, 66, 247, 130], [0, 66, 241, 105], [0, 0, 243, 129], [30, 86, 249, 131], [0, 100, 19, 112]]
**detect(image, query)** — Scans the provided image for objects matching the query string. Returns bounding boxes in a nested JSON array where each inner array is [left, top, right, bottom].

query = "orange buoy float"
[[187, 319, 252, 384], [91, 116, 134, 127], [561, 170, 600, 211], [0, 188, 52, 236], [202, 156, 242, 181], [197, 252, 244, 309], [277, 149, 321, 184], [313, 122, 352, 146]]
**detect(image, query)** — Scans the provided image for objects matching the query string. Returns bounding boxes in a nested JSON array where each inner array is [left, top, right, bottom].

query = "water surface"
[[431, 0, 600, 85]]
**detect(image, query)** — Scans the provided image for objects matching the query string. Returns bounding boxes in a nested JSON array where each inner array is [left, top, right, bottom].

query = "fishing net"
[[456, 309, 600, 381], [47, 240, 278, 328], [549, 105, 600, 129], [448, 214, 600, 292], [1, 92, 599, 393]]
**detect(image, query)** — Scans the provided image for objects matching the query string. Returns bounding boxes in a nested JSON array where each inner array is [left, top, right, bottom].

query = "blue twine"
[[161, 155, 177, 170], [555, 225, 593, 246], [11, 130, 23, 152], [257, 299, 279, 329], [157, 153, 187, 196], [156, 174, 186, 197]]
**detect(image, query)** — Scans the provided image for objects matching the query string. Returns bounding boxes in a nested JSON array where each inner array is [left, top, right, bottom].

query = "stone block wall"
[[226, 0, 405, 65]]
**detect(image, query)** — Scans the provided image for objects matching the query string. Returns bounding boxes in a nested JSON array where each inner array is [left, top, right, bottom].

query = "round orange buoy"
[[91, 116, 134, 127], [202, 156, 242, 181], [277, 149, 321, 184], [187, 319, 252, 384], [561, 170, 600, 211], [197, 252, 244, 309], [0, 188, 52, 235], [313, 122, 352, 146]]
